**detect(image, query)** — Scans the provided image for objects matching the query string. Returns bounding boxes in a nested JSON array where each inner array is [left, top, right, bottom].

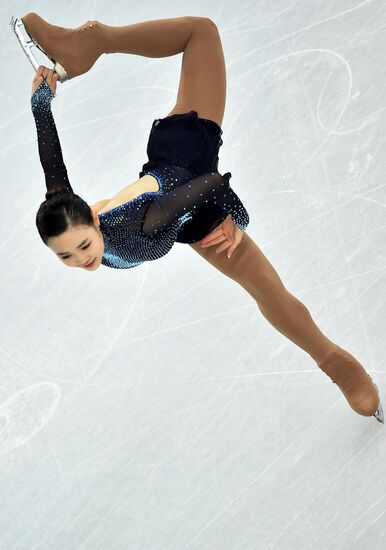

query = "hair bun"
[[45, 185, 72, 201]]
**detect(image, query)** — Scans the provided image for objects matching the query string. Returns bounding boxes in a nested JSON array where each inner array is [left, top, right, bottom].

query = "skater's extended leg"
[[191, 232, 337, 363], [189, 233, 381, 419]]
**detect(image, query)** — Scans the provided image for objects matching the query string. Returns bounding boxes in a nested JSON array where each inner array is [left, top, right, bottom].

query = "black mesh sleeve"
[[30, 78, 73, 193], [141, 171, 249, 236]]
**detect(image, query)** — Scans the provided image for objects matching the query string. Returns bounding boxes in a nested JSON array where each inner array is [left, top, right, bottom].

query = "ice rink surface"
[[1, 1, 386, 548]]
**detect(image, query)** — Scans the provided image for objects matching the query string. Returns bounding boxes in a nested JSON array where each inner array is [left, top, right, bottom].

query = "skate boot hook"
[[9, 16, 68, 82]]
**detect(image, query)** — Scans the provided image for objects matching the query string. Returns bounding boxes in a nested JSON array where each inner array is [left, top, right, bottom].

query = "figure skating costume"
[[30, 78, 250, 269]]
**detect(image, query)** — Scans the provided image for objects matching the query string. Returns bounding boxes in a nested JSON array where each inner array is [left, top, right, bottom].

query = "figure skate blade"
[[9, 16, 68, 82]]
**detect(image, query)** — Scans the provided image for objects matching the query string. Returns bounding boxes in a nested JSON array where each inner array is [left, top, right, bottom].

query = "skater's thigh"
[[189, 232, 287, 301], [167, 17, 226, 128]]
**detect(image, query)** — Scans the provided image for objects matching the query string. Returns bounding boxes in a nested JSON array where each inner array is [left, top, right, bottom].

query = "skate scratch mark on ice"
[[0, 389, 75, 545], [181, 399, 342, 550], [353, 507, 386, 541], [60, 303, 253, 366], [214, 0, 226, 23], [22, 401, 154, 549], [355, 270, 386, 302], [267, 430, 383, 548], [247, 3, 382, 132], [256, 188, 386, 249], [313, 48, 369, 135], [0, 376, 74, 547], [269, 0, 341, 308], [67, 109, 125, 170], [227, 0, 375, 69], [136, 273, 219, 326], [238, 48, 354, 165], [319, 107, 384, 135], [0, 79, 172, 160], [332, 207, 374, 387], [66, 443, 168, 550], [204, 369, 318, 381], [328, 495, 385, 545], [226, 3, 383, 147], [288, 3, 378, 407], [3, 274, 221, 383], [227, 64, 272, 136], [226, 25, 382, 171], [308, 48, 351, 162], [229, 48, 353, 144], [0, 381, 61, 457], [204, 354, 385, 380], [222, 2, 301, 33], [57, 265, 149, 413], [0, 204, 37, 256], [296, 263, 386, 314]]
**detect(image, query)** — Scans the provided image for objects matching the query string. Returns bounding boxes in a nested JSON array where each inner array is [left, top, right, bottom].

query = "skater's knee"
[[187, 16, 219, 34]]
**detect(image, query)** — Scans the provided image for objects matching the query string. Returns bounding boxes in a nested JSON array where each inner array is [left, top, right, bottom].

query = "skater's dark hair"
[[36, 185, 95, 246]]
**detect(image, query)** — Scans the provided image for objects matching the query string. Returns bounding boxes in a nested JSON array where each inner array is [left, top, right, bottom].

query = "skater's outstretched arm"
[[141, 171, 249, 236], [30, 66, 73, 194]]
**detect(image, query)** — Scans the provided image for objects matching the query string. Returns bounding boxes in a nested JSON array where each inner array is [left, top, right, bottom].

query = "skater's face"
[[47, 212, 104, 270]]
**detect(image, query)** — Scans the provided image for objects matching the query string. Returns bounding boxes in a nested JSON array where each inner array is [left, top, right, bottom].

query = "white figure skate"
[[10, 16, 68, 82]]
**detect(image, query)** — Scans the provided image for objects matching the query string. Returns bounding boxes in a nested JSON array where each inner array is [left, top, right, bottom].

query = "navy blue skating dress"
[[31, 79, 250, 269]]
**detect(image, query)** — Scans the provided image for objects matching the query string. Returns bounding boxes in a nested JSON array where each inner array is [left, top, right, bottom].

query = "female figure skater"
[[15, 13, 383, 423]]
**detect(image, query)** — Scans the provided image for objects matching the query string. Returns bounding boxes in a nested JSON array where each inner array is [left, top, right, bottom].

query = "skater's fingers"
[[36, 65, 47, 76], [48, 72, 58, 93], [36, 66, 52, 80], [48, 70, 59, 82], [31, 68, 58, 97]]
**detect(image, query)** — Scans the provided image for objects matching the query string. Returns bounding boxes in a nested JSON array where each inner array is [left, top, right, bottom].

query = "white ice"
[[0, 1, 386, 549]]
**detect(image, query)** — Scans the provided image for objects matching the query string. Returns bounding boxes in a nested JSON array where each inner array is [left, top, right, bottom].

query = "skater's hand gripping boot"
[[31, 66, 59, 96], [11, 13, 107, 82]]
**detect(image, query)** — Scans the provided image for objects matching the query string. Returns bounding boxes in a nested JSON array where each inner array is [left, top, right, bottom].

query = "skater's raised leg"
[[99, 16, 226, 125], [19, 13, 226, 124]]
